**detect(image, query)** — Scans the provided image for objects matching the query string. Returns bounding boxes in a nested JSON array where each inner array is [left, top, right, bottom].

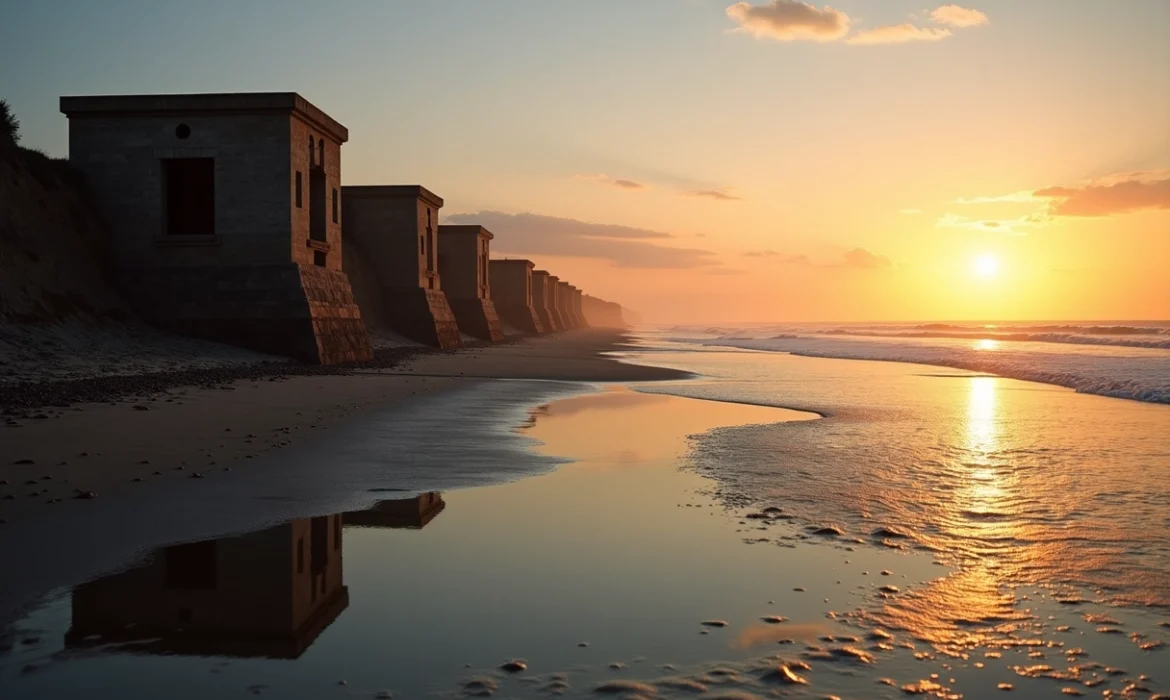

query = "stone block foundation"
[[448, 297, 504, 343], [381, 288, 462, 349], [497, 304, 545, 335], [116, 263, 372, 365]]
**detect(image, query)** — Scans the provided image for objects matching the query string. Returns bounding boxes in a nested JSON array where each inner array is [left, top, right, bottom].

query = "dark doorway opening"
[[163, 158, 214, 236], [310, 167, 326, 242]]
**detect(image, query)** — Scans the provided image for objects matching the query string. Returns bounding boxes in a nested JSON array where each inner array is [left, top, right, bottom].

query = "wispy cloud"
[[725, 0, 849, 42], [444, 210, 720, 269], [1035, 175, 1170, 217], [953, 191, 1037, 204], [744, 248, 891, 269], [573, 174, 648, 190], [930, 4, 990, 27], [936, 212, 1048, 234], [842, 248, 892, 269], [684, 189, 744, 201], [727, 2, 988, 46], [846, 24, 951, 45]]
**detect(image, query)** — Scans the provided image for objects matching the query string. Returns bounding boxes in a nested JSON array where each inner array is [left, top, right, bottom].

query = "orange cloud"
[[725, 0, 850, 42], [728, 2, 988, 46], [1035, 176, 1170, 217], [931, 4, 990, 27], [574, 174, 647, 190], [685, 189, 743, 201], [846, 24, 951, 45]]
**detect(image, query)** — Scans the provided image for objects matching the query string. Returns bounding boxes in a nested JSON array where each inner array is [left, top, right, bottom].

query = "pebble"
[[190, 472, 205, 479], [701, 620, 729, 627], [374, 692, 392, 699], [12, 459, 34, 465], [73, 491, 97, 500], [761, 616, 788, 624], [500, 659, 527, 673]]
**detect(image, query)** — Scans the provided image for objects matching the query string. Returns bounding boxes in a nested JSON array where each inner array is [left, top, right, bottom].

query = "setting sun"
[[974, 255, 999, 279]]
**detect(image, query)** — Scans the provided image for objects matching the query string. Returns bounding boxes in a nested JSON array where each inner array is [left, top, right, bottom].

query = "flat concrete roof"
[[59, 91, 348, 143], [437, 224, 494, 240], [341, 185, 444, 209], [490, 258, 534, 268]]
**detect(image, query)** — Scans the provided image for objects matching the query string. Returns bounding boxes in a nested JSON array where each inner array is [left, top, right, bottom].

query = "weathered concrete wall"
[[489, 259, 544, 334], [545, 274, 566, 330], [556, 281, 579, 329], [438, 225, 502, 342], [59, 93, 371, 364], [118, 263, 370, 364], [530, 270, 560, 332], [341, 186, 460, 349]]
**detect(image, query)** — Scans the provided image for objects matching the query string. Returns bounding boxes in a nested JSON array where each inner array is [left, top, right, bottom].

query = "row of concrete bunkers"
[[59, 92, 630, 364]]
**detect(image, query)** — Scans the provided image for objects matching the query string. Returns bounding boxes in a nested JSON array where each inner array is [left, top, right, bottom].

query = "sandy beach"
[[0, 329, 686, 528]]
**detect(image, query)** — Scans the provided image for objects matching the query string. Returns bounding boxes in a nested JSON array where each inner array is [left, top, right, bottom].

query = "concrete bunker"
[[488, 259, 545, 334], [530, 270, 561, 332], [59, 92, 372, 364], [437, 225, 504, 342], [341, 185, 461, 349]]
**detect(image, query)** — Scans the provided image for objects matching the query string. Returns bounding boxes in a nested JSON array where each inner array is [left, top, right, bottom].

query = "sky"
[[2, 0, 1168, 323]]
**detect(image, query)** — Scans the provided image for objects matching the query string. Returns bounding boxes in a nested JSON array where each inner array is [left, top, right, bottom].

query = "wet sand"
[[0, 330, 687, 626], [0, 330, 685, 527]]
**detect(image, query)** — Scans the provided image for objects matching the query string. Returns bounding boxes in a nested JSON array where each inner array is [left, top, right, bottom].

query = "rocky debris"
[[500, 659, 527, 673], [0, 346, 431, 412]]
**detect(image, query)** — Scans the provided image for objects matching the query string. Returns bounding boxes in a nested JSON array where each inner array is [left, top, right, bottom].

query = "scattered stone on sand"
[[764, 664, 808, 685], [870, 526, 912, 539], [137, 460, 151, 464], [464, 677, 498, 697], [153, 471, 163, 476], [811, 526, 844, 536], [132, 405, 149, 411], [793, 588, 806, 592], [998, 683, 1013, 691], [73, 491, 97, 500], [578, 642, 589, 647], [374, 691, 393, 699], [593, 680, 656, 695], [867, 629, 894, 641], [12, 459, 34, 465], [880, 570, 892, 576], [879, 585, 900, 594], [500, 659, 527, 673], [608, 662, 624, 670], [1060, 689, 1084, 696], [761, 616, 788, 624], [900, 680, 945, 695], [701, 620, 729, 627], [190, 472, 205, 479], [131, 478, 143, 482], [337, 680, 347, 686]]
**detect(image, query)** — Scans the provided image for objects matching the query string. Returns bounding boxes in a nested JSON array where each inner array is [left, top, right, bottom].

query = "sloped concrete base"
[[534, 306, 559, 333], [118, 263, 372, 365], [382, 288, 462, 349], [496, 303, 545, 335], [448, 297, 504, 343]]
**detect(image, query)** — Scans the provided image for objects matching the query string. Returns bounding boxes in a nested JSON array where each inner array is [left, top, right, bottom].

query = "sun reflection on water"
[[974, 338, 1000, 351]]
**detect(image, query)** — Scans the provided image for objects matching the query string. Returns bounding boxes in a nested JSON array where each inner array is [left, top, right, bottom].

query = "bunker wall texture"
[[545, 275, 567, 330], [530, 271, 560, 332], [438, 226, 503, 342], [60, 94, 370, 364], [489, 260, 544, 334], [340, 186, 461, 349]]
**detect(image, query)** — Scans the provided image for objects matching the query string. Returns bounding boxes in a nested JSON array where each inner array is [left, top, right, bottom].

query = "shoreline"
[[0, 329, 690, 624]]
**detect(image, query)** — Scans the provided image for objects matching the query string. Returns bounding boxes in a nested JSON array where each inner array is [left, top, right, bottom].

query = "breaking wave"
[[666, 333, 1170, 405]]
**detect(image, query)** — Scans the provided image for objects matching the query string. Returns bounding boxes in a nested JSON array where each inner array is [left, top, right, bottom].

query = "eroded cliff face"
[[0, 143, 126, 323]]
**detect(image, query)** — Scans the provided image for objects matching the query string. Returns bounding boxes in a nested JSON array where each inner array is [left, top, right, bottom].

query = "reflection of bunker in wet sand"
[[64, 515, 347, 659], [344, 492, 446, 530]]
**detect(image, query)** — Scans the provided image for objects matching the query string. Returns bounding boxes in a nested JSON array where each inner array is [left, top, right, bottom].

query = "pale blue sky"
[[3, 1, 1168, 320]]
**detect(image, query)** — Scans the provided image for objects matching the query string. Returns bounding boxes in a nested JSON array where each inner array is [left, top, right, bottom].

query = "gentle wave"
[[686, 336, 1170, 405], [815, 329, 1170, 349]]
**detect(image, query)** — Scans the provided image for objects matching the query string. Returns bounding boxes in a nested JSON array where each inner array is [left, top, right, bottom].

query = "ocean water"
[[662, 321, 1170, 404], [2, 337, 1169, 699]]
